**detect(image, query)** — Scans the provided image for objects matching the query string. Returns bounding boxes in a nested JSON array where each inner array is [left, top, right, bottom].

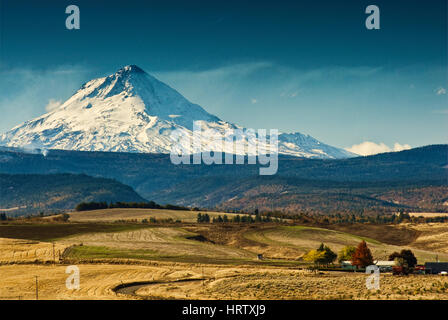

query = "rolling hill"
[[0, 173, 146, 215]]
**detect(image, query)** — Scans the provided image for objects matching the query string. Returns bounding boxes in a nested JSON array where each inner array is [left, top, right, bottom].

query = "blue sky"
[[0, 0, 446, 153]]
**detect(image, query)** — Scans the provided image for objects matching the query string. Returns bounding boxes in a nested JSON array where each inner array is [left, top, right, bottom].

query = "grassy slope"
[[61, 223, 448, 265], [67, 208, 240, 223], [0, 223, 151, 241], [244, 225, 448, 263], [3, 212, 448, 265]]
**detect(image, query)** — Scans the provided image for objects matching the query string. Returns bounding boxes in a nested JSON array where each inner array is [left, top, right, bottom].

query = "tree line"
[[258, 210, 448, 226], [75, 201, 190, 211], [197, 212, 278, 224]]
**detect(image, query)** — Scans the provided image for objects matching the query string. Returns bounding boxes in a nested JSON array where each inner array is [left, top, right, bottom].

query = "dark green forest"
[[0, 173, 146, 215]]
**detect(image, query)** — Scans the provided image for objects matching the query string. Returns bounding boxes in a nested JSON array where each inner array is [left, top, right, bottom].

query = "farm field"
[[2, 263, 448, 300], [408, 212, 448, 218], [0, 238, 69, 263], [134, 269, 448, 300], [66, 208, 240, 223], [241, 225, 448, 263], [2, 218, 448, 266], [404, 223, 448, 254], [182, 224, 448, 263], [0, 223, 151, 241], [61, 227, 259, 265], [2, 210, 448, 299]]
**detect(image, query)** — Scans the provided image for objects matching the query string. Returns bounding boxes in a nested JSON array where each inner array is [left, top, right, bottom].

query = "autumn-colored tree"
[[338, 245, 356, 263], [303, 243, 337, 266], [303, 249, 325, 265], [351, 240, 373, 268]]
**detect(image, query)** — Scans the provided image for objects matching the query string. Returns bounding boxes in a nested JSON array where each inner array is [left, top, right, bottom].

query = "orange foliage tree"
[[351, 240, 373, 268]]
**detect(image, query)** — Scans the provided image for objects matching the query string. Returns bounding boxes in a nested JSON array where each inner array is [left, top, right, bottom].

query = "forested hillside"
[[0, 173, 146, 215], [0, 145, 446, 215]]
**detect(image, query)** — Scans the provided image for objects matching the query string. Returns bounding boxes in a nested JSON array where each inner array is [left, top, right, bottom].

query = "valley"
[[1, 208, 448, 299], [0, 65, 445, 303]]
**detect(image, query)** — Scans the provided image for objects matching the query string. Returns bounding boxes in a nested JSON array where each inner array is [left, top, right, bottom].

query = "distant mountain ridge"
[[0, 144, 446, 214], [0, 65, 355, 159]]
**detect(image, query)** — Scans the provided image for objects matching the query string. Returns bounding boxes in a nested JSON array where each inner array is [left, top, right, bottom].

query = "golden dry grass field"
[[2, 262, 448, 300], [0, 238, 68, 263], [185, 224, 448, 262], [66, 208, 240, 223], [404, 223, 448, 254], [408, 212, 448, 218], [3, 209, 448, 300], [60, 227, 257, 265]]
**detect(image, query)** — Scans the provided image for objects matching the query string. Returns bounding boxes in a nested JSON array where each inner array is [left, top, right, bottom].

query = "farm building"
[[341, 261, 356, 270], [414, 265, 425, 274], [424, 262, 448, 274], [374, 260, 396, 272], [341, 260, 395, 272]]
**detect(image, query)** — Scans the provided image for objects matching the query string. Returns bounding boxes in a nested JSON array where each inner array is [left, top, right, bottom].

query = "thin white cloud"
[[154, 62, 382, 95], [250, 98, 257, 104], [289, 92, 298, 97], [436, 87, 447, 95], [280, 90, 299, 98], [345, 141, 411, 156], [154, 61, 273, 81], [0, 65, 91, 133], [393, 142, 412, 152], [45, 99, 62, 112], [153, 62, 381, 122], [433, 109, 448, 114]]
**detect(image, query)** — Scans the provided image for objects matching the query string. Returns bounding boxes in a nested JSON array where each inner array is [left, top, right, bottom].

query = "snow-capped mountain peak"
[[63, 64, 220, 129], [0, 65, 355, 159]]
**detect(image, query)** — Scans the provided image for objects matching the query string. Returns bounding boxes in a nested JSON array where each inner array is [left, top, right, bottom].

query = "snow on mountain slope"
[[0, 65, 356, 159]]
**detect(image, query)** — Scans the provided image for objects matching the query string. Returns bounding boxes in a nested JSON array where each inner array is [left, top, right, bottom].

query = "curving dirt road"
[[113, 278, 207, 298]]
